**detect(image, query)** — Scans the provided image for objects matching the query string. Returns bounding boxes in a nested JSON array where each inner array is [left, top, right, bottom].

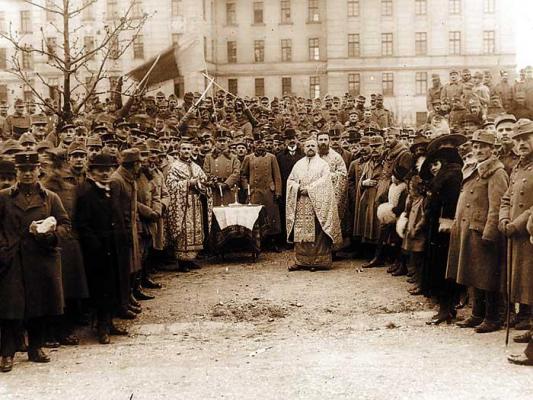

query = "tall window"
[[484, 0, 495, 13], [348, 73, 360, 96], [228, 78, 238, 95], [282, 77, 292, 95], [20, 10, 32, 33], [281, 0, 291, 23], [381, 0, 393, 16], [309, 38, 319, 60], [46, 37, 57, 61], [310, 76, 320, 98], [253, 2, 264, 24], [281, 39, 292, 62], [226, 2, 236, 24], [449, 0, 461, 15], [0, 48, 6, 69], [110, 37, 119, 59], [132, 0, 143, 19], [227, 41, 237, 63], [254, 40, 264, 62], [483, 30, 495, 54], [415, 0, 427, 15], [308, 0, 320, 22], [382, 73, 394, 96], [0, 85, 7, 102], [173, 76, 184, 98], [381, 33, 393, 56], [107, 0, 119, 19], [348, 0, 359, 16], [449, 31, 461, 55], [0, 12, 5, 34], [348, 34, 360, 57], [133, 35, 144, 59], [171, 0, 181, 17], [84, 36, 95, 60], [255, 78, 265, 97], [415, 32, 427, 55], [415, 72, 427, 95], [82, 0, 95, 20]]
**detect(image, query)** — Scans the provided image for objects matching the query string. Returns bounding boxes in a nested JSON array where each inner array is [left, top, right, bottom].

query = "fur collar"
[[476, 156, 505, 179]]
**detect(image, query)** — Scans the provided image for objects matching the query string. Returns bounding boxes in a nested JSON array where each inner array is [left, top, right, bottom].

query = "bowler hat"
[[14, 151, 40, 167], [284, 128, 296, 140]]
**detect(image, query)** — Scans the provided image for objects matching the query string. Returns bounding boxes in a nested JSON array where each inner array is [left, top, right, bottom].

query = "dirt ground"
[[1, 251, 533, 400]]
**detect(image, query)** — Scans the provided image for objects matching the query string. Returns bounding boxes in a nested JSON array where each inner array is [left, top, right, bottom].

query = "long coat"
[[499, 153, 533, 305], [203, 151, 241, 206], [137, 170, 162, 250], [0, 184, 70, 320], [241, 152, 282, 236], [446, 157, 509, 292], [74, 179, 131, 310], [354, 157, 383, 243], [42, 172, 89, 300]]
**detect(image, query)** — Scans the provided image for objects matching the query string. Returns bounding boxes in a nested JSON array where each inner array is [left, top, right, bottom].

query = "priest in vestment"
[[166, 138, 212, 270], [286, 137, 342, 271]]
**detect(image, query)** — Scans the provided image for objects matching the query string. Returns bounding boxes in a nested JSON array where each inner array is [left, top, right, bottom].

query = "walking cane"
[[505, 237, 512, 347]]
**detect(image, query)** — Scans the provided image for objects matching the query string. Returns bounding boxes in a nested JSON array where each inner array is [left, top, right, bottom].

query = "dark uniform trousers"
[[0, 318, 45, 357]]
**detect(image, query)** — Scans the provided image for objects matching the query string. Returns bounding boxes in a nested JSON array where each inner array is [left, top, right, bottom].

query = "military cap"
[[329, 128, 342, 139], [273, 134, 284, 142], [409, 134, 430, 153], [329, 108, 339, 115], [87, 135, 103, 147], [431, 73, 440, 79], [31, 113, 48, 125], [494, 114, 517, 127], [462, 68, 471, 74], [432, 98, 442, 105], [146, 138, 162, 153], [89, 153, 117, 168], [357, 95, 366, 102], [93, 122, 110, 133], [359, 136, 370, 146], [1, 139, 24, 155], [347, 129, 361, 143], [376, 94, 384, 100], [449, 69, 459, 75], [386, 127, 401, 137], [101, 132, 119, 143], [470, 129, 496, 146], [114, 118, 129, 128], [369, 136, 384, 146], [19, 132, 37, 144], [14, 151, 39, 166], [14, 98, 25, 106], [120, 148, 141, 164], [155, 91, 166, 99], [234, 137, 246, 147], [61, 123, 76, 131], [215, 128, 231, 140], [462, 114, 479, 125], [511, 118, 533, 139], [68, 142, 87, 155], [45, 147, 68, 164], [473, 71, 483, 79], [35, 141, 53, 153], [0, 159, 16, 176], [134, 143, 150, 154]]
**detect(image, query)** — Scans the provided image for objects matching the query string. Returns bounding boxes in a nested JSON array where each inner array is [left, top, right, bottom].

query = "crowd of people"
[[0, 64, 533, 374]]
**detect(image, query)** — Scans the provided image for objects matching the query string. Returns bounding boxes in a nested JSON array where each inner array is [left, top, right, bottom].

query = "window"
[[415, 72, 427, 95], [82, 0, 95, 20], [255, 78, 265, 97], [348, 34, 360, 57], [172, 33, 181, 46], [254, 40, 264, 62], [84, 36, 95, 60], [227, 41, 237, 63], [0, 48, 6, 69], [381, 0, 393, 16], [449, 31, 461, 55], [282, 77, 292, 95], [132, 0, 143, 18], [171, 0, 181, 17], [281, 39, 292, 61], [253, 2, 264, 24], [133, 35, 144, 59], [228, 78, 238, 95], [382, 72, 394, 96], [309, 38, 320, 60], [381, 33, 393, 56], [415, 32, 427, 55], [226, 2, 236, 24], [415, 0, 427, 15], [46, 37, 57, 61], [281, 0, 291, 23], [483, 30, 495, 54], [174, 76, 184, 98], [449, 0, 461, 15], [0, 85, 7, 102], [308, 0, 320, 22], [348, 0, 359, 17], [0, 12, 5, 34], [348, 73, 360, 96], [484, 0, 495, 13], [107, 0, 119, 19], [310, 76, 320, 98], [20, 10, 32, 33], [110, 37, 119, 59], [21, 48, 33, 69]]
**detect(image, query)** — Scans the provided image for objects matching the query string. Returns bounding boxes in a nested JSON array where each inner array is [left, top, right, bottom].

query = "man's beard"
[[318, 143, 329, 156]]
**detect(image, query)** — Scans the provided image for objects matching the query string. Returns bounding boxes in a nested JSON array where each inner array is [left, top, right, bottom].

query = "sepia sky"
[[515, 0, 533, 68]]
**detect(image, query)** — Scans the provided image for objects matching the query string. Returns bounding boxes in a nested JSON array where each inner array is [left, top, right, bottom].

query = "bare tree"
[[0, 0, 151, 125]]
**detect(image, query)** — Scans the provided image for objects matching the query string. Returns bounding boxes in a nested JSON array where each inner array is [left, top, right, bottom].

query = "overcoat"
[[137, 170, 162, 250], [74, 179, 131, 310], [446, 157, 509, 292], [203, 151, 241, 206], [354, 157, 383, 243], [0, 184, 70, 319], [499, 153, 533, 305], [241, 152, 282, 236]]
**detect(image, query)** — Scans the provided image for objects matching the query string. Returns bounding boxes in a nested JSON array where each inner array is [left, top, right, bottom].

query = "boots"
[[362, 243, 384, 269]]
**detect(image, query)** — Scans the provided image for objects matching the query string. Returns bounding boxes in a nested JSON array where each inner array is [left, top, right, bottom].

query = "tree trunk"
[[61, 0, 72, 125]]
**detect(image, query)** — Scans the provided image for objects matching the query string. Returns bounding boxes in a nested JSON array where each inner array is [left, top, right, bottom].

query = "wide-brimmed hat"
[[420, 147, 463, 181], [426, 133, 467, 154]]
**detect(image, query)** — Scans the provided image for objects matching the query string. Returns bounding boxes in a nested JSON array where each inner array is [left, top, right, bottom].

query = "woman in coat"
[[446, 130, 509, 333], [0, 152, 70, 372], [420, 145, 463, 325]]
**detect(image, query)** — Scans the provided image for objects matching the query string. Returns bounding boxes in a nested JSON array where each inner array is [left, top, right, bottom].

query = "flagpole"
[[133, 53, 162, 95]]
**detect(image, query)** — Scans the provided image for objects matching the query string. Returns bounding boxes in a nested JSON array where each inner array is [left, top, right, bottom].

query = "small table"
[[211, 204, 265, 262]]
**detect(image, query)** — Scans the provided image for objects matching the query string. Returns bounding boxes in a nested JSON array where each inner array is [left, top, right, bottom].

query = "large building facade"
[[0, 0, 516, 124]]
